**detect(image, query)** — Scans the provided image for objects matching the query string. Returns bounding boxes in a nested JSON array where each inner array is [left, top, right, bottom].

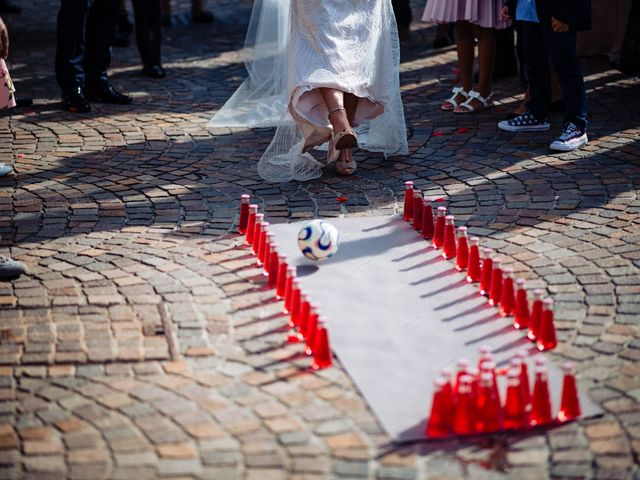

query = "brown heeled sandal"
[[328, 107, 358, 150], [335, 149, 357, 176]]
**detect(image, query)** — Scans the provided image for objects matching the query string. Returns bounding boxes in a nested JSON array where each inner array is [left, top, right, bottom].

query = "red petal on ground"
[[435, 197, 446, 202], [16, 154, 24, 158], [457, 127, 469, 134], [451, 78, 460, 84], [494, 106, 507, 113], [452, 69, 461, 75], [337, 196, 348, 203], [433, 131, 443, 137]]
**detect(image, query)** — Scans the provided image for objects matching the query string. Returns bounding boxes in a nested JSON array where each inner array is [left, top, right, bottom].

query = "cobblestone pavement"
[[1, 0, 639, 478]]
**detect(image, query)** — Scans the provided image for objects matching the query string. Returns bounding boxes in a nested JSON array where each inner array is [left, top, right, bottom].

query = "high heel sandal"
[[328, 107, 358, 150], [335, 149, 357, 176]]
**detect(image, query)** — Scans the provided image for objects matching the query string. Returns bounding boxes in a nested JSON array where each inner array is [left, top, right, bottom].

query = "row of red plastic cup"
[[238, 195, 333, 370], [427, 347, 582, 437], [403, 181, 557, 351]]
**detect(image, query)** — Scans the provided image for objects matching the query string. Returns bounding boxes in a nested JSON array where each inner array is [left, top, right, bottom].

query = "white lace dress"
[[210, 0, 408, 182]]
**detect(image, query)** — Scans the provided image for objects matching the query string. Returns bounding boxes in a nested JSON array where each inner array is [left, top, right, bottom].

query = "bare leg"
[[319, 88, 351, 134], [440, 22, 474, 111], [475, 25, 496, 99], [456, 22, 474, 92]]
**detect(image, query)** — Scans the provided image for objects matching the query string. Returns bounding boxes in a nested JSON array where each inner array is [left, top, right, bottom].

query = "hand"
[[0, 17, 8, 59], [501, 5, 512, 20], [551, 16, 569, 33]]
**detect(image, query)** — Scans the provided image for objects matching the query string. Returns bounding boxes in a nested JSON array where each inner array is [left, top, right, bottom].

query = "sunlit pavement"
[[1, 1, 639, 478]]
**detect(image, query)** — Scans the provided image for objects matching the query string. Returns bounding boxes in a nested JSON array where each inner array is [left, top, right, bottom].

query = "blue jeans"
[[523, 21, 588, 131]]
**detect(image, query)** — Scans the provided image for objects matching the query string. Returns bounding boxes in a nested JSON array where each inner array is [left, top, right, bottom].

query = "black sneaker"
[[550, 123, 588, 152], [62, 87, 91, 113], [498, 111, 550, 132], [86, 82, 132, 105], [0, 255, 26, 281]]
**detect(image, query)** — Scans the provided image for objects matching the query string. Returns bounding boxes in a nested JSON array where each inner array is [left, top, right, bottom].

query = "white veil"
[[208, 0, 291, 128]]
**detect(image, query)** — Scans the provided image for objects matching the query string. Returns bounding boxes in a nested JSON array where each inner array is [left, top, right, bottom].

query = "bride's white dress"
[[209, 0, 408, 182]]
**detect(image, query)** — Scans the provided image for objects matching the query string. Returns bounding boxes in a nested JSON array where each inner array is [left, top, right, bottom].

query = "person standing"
[[131, 0, 164, 78], [0, 16, 29, 281], [424, 0, 510, 114], [210, 0, 408, 180], [55, 0, 132, 112], [498, 0, 591, 152]]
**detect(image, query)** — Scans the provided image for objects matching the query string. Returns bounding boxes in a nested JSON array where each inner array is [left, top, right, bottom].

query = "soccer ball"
[[297, 220, 339, 261]]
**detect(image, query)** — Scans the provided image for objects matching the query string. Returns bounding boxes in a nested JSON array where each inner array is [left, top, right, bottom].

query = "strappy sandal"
[[441, 87, 469, 111], [335, 150, 357, 176], [328, 107, 358, 150], [454, 90, 494, 114]]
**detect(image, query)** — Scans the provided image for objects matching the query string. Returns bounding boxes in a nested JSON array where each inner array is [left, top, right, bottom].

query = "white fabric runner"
[[270, 215, 601, 441]]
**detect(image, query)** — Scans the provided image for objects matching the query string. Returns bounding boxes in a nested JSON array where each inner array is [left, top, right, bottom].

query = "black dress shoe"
[[86, 82, 132, 105], [0, 0, 21, 14], [61, 87, 91, 113], [192, 10, 214, 23], [143, 65, 166, 79], [15, 96, 33, 108]]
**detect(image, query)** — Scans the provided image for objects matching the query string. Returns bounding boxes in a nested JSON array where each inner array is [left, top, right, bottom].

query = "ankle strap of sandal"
[[328, 107, 346, 117]]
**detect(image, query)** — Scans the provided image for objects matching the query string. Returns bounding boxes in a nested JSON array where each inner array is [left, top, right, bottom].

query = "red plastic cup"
[[267, 243, 280, 288], [503, 368, 526, 429], [421, 198, 434, 239], [245, 204, 258, 245], [433, 207, 447, 249], [530, 365, 552, 426], [513, 279, 530, 329], [403, 181, 414, 221], [479, 248, 493, 296], [466, 237, 481, 283], [500, 268, 515, 316], [312, 317, 333, 370], [442, 215, 457, 259], [275, 254, 288, 299], [455, 227, 469, 271], [426, 377, 452, 437], [238, 194, 250, 234], [251, 214, 265, 255], [412, 190, 423, 231], [452, 375, 475, 435], [528, 289, 545, 341], [489, 258, 503, 306], [558, 362, 581, 422], [536, 298, 557, 351]]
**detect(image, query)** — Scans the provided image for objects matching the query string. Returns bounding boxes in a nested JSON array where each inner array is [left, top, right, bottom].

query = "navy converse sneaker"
[[550, 123, 588, 152], [498, 111, 551, 132]]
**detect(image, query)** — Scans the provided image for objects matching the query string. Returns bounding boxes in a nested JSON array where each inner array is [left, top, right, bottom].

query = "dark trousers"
[[391, 0, 412, 28], [55, 0, 120, 91], [523, 21, 588, 131], [131, 0, 162, 67]]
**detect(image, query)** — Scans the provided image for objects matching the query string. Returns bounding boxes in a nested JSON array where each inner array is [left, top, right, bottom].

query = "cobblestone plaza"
[[1, 0, 639, 478]]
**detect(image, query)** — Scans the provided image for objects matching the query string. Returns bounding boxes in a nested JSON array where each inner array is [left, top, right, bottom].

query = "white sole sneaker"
[[550, 133, 588, 151], [0, 164, 12, 177], [498, 121, 551, 132]]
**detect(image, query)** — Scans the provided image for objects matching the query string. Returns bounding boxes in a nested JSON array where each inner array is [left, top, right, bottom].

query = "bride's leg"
[[319, 88, 352, 135], [344, 92, 358, 125]]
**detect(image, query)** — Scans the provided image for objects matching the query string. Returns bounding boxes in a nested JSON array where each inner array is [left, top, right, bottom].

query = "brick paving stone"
[[2, 0, 640, 477]]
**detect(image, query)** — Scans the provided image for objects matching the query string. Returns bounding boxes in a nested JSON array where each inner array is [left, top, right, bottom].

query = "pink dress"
[[0, 59, 16, 110], [422, 0, 509, 29]]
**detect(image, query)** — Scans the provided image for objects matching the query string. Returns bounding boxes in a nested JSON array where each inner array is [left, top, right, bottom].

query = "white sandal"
[[441, 87, 469, 111], [454, 90, 494, 114]]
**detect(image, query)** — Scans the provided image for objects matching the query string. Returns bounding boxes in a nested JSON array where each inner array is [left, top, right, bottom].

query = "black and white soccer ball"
[[297, 220, 339, 261]]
